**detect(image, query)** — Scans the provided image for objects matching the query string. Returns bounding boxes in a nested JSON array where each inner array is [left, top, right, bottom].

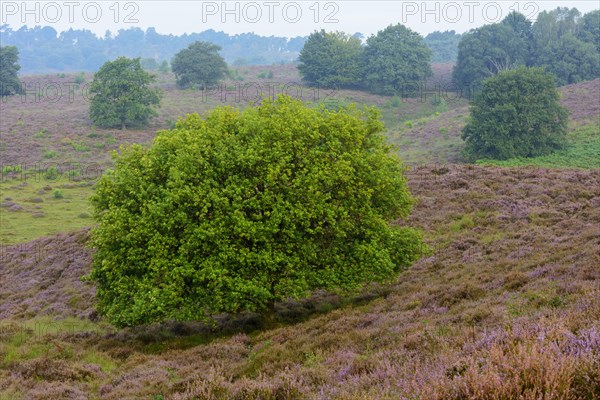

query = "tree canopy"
[[171, 41, 228, 89], [462, 66, 569, 161], [452, 15, 530, 89], [89, 95, 424, 327], [424, 31, 461, 63], [89, 57, 161, 130], [362, 24, 432, 95], [298, 30, 363, 88], [0, 46, 22, 96], [453, 8, 600, 89], [0, 25, 305, 73]]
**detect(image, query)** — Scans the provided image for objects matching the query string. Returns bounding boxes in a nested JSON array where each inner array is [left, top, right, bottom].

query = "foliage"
[[476, 122, 600, 169], [362, 24, 432, 95], [0, 46, 22, 96], [454, 8, 600, 89], [89, 95, 424, 327], [89, 57, 161, 130], [158, 60, 170, 73], [257, 70, 273, 79], [462, 67, 569, 161], [535, 33, 599, 86], [531, 8, 600, 85], [171, 41, 228, 89], [0, 26, 305, 72], [298, 30, 363, 88], [73, 72, 85, 84], [452, 15, 530, 89], [577, 10, 600, 52], [140, 58, 159, 71], [424, 30, 461, 63]]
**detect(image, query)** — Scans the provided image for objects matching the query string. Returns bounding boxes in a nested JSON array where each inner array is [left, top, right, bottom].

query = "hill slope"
[[1, 165, 598, 399], [393, 78, 600, 164]]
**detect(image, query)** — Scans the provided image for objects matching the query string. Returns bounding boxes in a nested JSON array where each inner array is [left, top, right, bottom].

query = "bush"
[[74, 72, 85, 84], [90, 95, 424, 327], [462, 66, 569, 161]]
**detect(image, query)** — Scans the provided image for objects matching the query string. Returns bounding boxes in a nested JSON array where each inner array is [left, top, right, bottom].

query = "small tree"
[[0, 46, 23, 96], [362, 24, 432, 95], [89, 57, 161, 130], [171, 41, 228, 89], [298, 30, 363, 88], [462, 66, 569, 161], [158, 60, 170, 73], [89, 95, 424, 327]]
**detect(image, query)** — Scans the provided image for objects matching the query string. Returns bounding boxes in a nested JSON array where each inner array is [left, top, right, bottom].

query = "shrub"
[[89, 95, 424, 327], [44, 166, 59, 179], [462, 66, 568, 161], [74, 72, 85, 84]]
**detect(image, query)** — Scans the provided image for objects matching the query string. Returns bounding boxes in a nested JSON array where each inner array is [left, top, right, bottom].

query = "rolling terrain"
[[0, 65, 599, 399]]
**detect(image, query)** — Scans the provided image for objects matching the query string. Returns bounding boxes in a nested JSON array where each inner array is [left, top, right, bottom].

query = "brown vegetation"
[[1, 165, 598, 399]]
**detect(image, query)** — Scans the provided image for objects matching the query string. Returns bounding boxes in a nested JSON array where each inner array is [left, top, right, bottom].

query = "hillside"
[[1, 64, 599, 398], [1, 165, 598, 399], [393, 78, 600, 165]]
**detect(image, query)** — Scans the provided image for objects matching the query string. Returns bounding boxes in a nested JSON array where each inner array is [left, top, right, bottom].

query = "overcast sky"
[[1, 1, 599, 38]]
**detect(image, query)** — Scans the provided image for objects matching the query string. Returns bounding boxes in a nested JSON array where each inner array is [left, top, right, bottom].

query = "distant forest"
[[0, 25, 460, 73]]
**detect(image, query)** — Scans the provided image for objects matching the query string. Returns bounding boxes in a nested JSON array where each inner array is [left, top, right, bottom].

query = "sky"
[[1, 1, 599, 38]]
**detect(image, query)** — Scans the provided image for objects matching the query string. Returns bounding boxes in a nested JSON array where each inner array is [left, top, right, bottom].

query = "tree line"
[[0, 24, 464, 75], [453, 8, 600, 88], [297, 8, 599, 93], [0, 25, 307, 73]]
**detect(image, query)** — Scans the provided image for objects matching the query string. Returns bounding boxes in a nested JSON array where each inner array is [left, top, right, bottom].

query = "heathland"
[[0, 65, 599, 399]]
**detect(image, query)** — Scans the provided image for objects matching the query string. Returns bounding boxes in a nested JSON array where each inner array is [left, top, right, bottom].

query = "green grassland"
[[477, 121, 600, 169], [0, 174, 95, 244]]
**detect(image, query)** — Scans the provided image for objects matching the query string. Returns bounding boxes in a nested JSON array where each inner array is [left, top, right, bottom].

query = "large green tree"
[[462, 66, 569, 161], [171, 41, 228, 89], [453, 14, 530, 89], [89, 95, 424, 327], [298, 30, 363, 88], [89, 57, 161, 130], [0, 46, 22, 96], [362, 24, 432, 95]]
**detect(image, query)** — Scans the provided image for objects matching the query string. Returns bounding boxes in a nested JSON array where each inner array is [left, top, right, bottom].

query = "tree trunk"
[[260, 300, 277, 330]]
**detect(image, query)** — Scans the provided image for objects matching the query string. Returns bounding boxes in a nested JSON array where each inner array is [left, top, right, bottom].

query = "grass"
[[0, 71, 599, 398], [477, 122, 600, 169], [0, 164, 598, 398], [0, 173, 95, 244]]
